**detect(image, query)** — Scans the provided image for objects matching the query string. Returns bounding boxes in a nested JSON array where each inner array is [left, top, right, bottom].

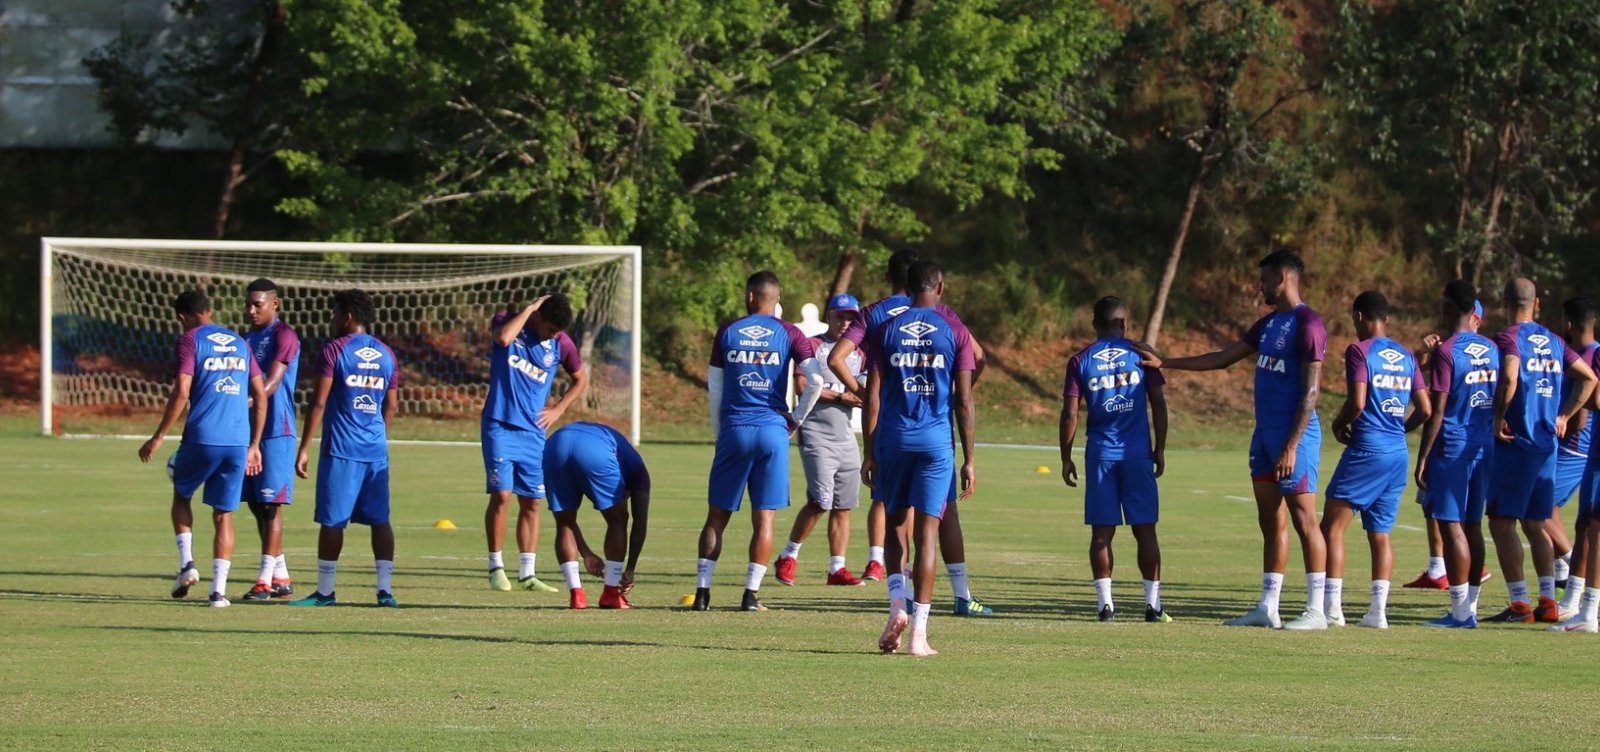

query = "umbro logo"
[[737, 325, 774, 341], [898, 320, 939, 339], [1528, 334, 1551, 348], [355, 346, 384, 362], [205, 332, 235, 347], [1376, 348, 1406, 365], [1093, 347, 1130, 363], [1464, 343, 1492, 358]]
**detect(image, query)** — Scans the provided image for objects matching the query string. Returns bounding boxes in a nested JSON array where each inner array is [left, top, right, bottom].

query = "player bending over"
[[1551, 297, 1597, 617], [1319, 291, 1430, 629], [543, 422, 650, 609], [694, 271, 824, 612], [239, 278, 301, 600], [291, 289, 401, 608], [1060, 296, 1170, 623], [139, 289, 267, 608]]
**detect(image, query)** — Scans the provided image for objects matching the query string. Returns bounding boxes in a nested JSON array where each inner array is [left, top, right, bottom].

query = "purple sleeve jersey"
[[1243, 304, 1326, 431], [245, 320, 301, 438], [1346, 337, 1418, 452], [1495, 322, 1568, 453], [1572, 342, 1600, 456], [843, 294, 913, 348], [870, 306, 975, 451], [318, 333, 396, 461], [176, 324, 258, 447], [1430, 332, 1498, 457], [712, 314, 812, 429], [482, 319, 583, 432], [1065, 337, 1161, 461]]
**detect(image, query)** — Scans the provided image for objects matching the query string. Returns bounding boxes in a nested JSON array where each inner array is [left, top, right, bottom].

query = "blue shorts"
[[1248, 425, 1321, 495], [1325, 449, 1408, 533], [1084, 453, 1158, 526], [1580, 456, 1600, 524], [1488, 444, 1558, 521], [243, 435, 296, 505], [482, 419, 546, 499], [1426, 445, 1491, 523], [170, 442, 246, 512], [871, 445, 960, 505], [875, 442, 953, 520], [544, 430, 626, 514], [708, 424, 790, 512], [1555, 450, 1587, 508], [315, 456, 390, 528]]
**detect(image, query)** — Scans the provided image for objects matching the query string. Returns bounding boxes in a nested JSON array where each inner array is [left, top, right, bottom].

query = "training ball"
[[433, 519, 457, 530], [1035, 465, 1051, 474], [679, 594, 696, 606]]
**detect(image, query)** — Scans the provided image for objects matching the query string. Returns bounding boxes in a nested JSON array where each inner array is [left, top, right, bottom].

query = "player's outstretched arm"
[[140, 375, 192, 463], [246, 375, 268, 476], [1149, 380, 1169, 479], [828, 338, 865, 398], [1058, 397, 1080, 488], [1415, 391, 1447, 491], [954, 369, 977, 500], [1135, 340, 1254, 372], [296, 375, 333, 479]]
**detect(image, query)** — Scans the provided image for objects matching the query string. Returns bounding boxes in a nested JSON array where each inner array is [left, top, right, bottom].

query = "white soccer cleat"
[[1548, 616, 1598, 633], [1327, 611, 1347, 627], [208, 592, 231, 609], [1558, 602, 1580, 622], [1282, 610, 1329, 631], [171, 565, 200, 599], [1222, 606, 1282, 629], [1357, 612, 1388, 630]]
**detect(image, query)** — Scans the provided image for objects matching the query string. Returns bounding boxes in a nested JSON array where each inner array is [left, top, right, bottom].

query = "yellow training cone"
[[679, 593, 696, 606], [1035, 465, 1051, 474], [433, 519, 457, 530]]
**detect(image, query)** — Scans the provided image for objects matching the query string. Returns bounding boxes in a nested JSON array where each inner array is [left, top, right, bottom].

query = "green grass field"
[[0, 418, 1588, 751]]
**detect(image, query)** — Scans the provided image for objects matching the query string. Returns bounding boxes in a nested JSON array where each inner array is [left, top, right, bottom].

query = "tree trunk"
[[212, 1, 283, 239], [1146, 153, 1213, 348], [828, 205, 872, 296], [1472, 118, 1517, 289]]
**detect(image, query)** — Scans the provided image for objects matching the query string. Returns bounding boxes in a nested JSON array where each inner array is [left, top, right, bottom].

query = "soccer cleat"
[[826, 568, 863, 586], [1145, 606, 1172, 623], [289, 592, 337, 607], [1535, 596, 1561, 623], [1097, 605, 1115, 622], [242, 582, 273, 601], [1357, 612, 1388, 629], [488, 567, 512, 591], [953, 596, 994, 617], [519, 576, 559, 593], [741, 589, 767, 612], [691, 587, 711, 611], [171, 563, 200, 599], [1282, 610, 1329, 631], [774, 556, 798, 586], [376, 591, 398, 608], [599, 585, 632, 609], [1549, 616, 1599, 633], [1559, 601, 1581, 621], [1327, 611, 1347, 628], [1423, 612, 1477, 629], [1479, 568, 1493, 584], [1483, 602, 1534, 623], [208, 592, 231, 608], [270, 578, 294, 598], [862, 560, 887, 582], [1401, 570, 1449, 590], [1222, 606, 1282, 629], [569, 588, 588, 609]]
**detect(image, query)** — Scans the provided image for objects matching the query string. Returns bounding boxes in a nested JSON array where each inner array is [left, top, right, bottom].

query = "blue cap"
[[827, 293, 860, 313], [1473, 300, 1484, 318]]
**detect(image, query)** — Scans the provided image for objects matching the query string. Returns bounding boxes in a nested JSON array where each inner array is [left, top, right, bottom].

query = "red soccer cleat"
[[774, 556, 798, 586], [1480, 568, 1493, 584], [826, 568, 863, 586], [1401, 570, 1449, 590], [862, 560, 887, 582], [599, 585, 632, 609], [569, 588, 588, 610], [1535, 596, 1561, 623]]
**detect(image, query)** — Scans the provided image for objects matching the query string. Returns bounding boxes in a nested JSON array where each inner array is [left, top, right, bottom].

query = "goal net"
[[40, 238, 641, 443]]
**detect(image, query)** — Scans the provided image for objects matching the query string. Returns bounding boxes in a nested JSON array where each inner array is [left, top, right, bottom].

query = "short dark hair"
[[173, 289, 210, 315], [906, 260, 942, 293], [540, 292, 574, 330], [332, 288, 376, 327], [1352, 290, 1389, 321], [887, 249, 920, 290], [1442, 279, 1476, 315], [1092, 296, 1128, 326], [1566, 297, 1597, 327], [1258, 247, 1305, 277], [245, 278, 279, 295], [746, 270, 780, 297]]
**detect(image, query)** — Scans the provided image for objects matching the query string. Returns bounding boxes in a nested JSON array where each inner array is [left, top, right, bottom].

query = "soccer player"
[[828, 249, 993, 616], [1319, 291, 1430, 629], [775, 293, 868, 587], [1060, 296, 1169, 623], [238, 278, 301, 601], [695, 271, 825, 612], [1551, 297, 1597, 616], [1482, 278, 1596, 624], [289, 289, 401, 607], [1137, 248, 1329, 630], [1554, 348, 1600, 632], [543, 422, 650, 610], [138, 289, 267, 608], [481, 294, 589, 593], [867, 260, 978, 657]]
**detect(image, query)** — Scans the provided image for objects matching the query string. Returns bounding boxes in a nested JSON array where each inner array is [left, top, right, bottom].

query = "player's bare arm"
[[1403, 384, 1433, 434], [1555, 357, 1598, 439], [246, 374, 268, 476], [1331, 379, 1364, 447], [828, 338, 865, 398], [1058, 394, 1080, 488], [623, 473, 651, 593], [1415, 391, 1447, 492], [537, 365, 589, 431], [139, 374, 192, 463], [260, 359, 290, 399], [1136, 340, 1255, 372], [1495, 353, 1521, 442], [295, 375, 334, 479], [955, 370, 977, 500], [1150, 379, 1169, 478], [494, 295, 549, 347], [1277, 360, 1322, 480], [861, 375, 881, 489]]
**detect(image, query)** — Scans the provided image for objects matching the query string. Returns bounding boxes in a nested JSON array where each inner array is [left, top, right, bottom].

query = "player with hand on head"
[[695, 271, 825, 612], [481, 293, 589, 593], [138, 289, 267, 608], [1137, 248, 1329, 630], [289, 289, 401, 608], [543, 422, 650, 609], [775, 293, 868, 587], [1060, 296, 1170, 622], [1551, 297, 1597, 616], [239, 278, 301, 601], [1319, 291, 1431, 629]]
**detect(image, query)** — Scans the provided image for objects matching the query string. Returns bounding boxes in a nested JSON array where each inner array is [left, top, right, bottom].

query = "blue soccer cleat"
[[289, 591, 337, 607], [1423, 612, 1477, 629], [376, 591, 398, 608], [954, 596, 994, 617]]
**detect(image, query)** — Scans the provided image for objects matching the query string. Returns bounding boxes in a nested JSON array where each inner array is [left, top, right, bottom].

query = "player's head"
[[528, 292, 574, 340], [1471, 299, 1484, 331], [886, 249, 920, 292], [331, 288, 376, 335], [1257, 247, 1305, 306], [745, 270, 781, 313], [1091, 296, 1129, 338], [1350, 290, 1389, 338], [906, 260, 944, 302], [824, 293, 859, 338], [1563, 296, 1596, 342], [1439, 279, 1476, 330], [1501, 277, 1538, 320], [172, 288, 212, 328], [245, 278, 280, 329]]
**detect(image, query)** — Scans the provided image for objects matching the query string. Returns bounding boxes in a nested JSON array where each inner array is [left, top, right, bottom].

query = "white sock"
[[519, 552, 537, 580], [561, 560, 583, 591], [1369, 579, 1390, 616], [604, 560, 624, 588], [1561, 576, 1587, 609], [1144, 579, 1161, 611], [1555, 553, 1572, 582], [1538, 575, 1556, 601], [696, 558, 716, 589], [487, 550, 504, 572], [317, 559, 337, 595], [257, 554, 276, 584], [869, 546, 886, 565], [911, 601, 931, 632], [375, 559, 393, 593], [1426, 556, 1447, 579], [1305, 572, 1326, 616], [1449, 584, 1470, 621], [1094, 577, 1114, 611], [211, 558, 230, 596], [887, 573, 908, 616], [1467, 584, 1481, 616], [1259, 572, 1285, 614], [1324, 577, 1344, 617], [176, 532, 194, 568], [947, 562, 971, 601], [828, 556, 846, 575], [273, 554, 289, 581], [781, 541, 802, 560], [1583, 587, 1600, 622], [1508, 579, 1530, 605], [746, 562, 767, 592]]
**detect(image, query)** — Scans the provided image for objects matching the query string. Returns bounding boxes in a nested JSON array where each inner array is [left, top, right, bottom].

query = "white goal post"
[[40, 238, 642, 444]]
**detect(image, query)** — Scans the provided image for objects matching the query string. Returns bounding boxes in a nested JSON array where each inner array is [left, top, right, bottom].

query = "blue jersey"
[[244, 320, 300, 439], [1243, 305, 1327, 431], [1345, 336, 1421, 453], [867, 306, 976, 451], [1561, 341, 1599, 457], [482, 313, 583, 433], [174, 323, 259, 447], [1494, 322, 1579, 454], [559, 422, 648, 488], [1429, 331, 1499, 458], [317, 333, 397, 462], [709, 314, 815, 429], [1063, 337, 1164, 461], [842, 294, 965, 349]]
